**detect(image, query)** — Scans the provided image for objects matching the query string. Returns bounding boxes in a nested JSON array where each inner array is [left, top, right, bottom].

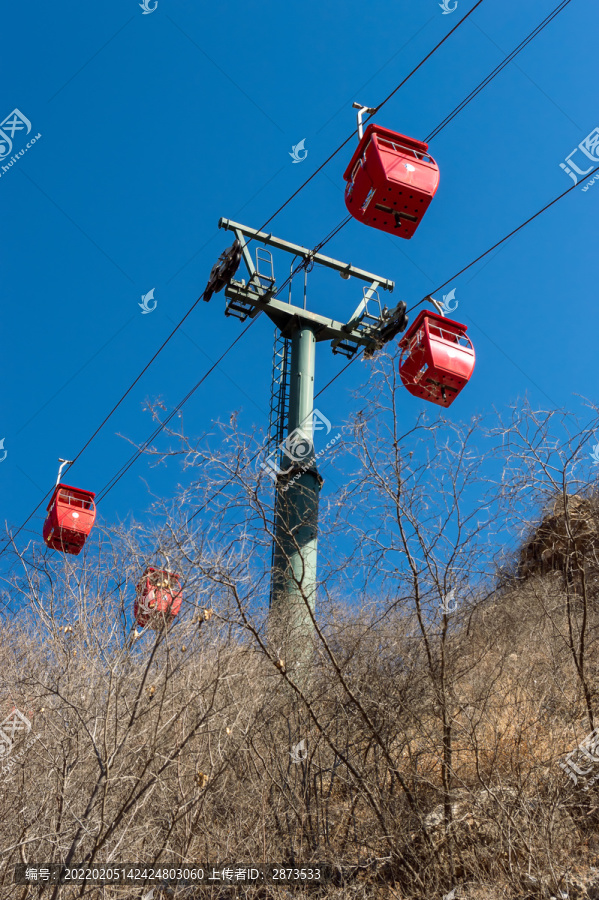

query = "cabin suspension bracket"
[[202, 218, 406, 359]]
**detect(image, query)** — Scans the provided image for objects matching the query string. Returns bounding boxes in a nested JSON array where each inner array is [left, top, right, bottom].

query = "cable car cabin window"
[[376, 137, 435, 165], [427, 323, 473, 349], [57, 489, 93, 510], [356, 136, 435, 167], [428, 323, 460, 343]]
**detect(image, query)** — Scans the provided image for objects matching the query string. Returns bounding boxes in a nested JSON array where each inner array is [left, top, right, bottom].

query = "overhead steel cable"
[[237, 0, 578, 324], [95, 321, 258, 504], [294, 0, 578, 263], [36, 161, 599, 564], [3, 0, 548, 556], [410, 163, 599, 305], [44, 16, 595, 527], [424, 0, 575, 143], [95, 217, 357, 505], [0, 290, 225, 553], [316, 162, 599, 398], [253, 0, 486, 237], [2, 3, 485, 555]]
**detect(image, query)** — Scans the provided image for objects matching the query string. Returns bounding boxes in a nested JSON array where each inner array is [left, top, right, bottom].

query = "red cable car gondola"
[[43, 483, 97, 555], [343, 123, 439, 239], [399, 310, 475, 408], [134, 567, 183, 629]]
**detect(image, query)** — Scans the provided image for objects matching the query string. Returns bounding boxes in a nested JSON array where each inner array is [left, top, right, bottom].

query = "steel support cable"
[[291, 0, 579, 274], [252, 1, 486, 239], [0, 218, 352, 555], [0, 324, 259, 603], [1, 3, 486, 557], [316, 162, 599, 400], [72, 164, 599, 605], [0, 290, 223, 554], [410, 164, 599, 305], [95, 221, 355, 505], [255, 0, 582, 393], [262, 0, 580, 376], [5, 0, 567, 557], [95, 320, 257, 503], [234, 0, 577, 350], [425, 0, 574, 143], [268, 0, 581, 394]]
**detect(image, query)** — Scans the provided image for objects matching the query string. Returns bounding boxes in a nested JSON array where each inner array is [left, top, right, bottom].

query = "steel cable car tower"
[[202, 216, 407, 670]]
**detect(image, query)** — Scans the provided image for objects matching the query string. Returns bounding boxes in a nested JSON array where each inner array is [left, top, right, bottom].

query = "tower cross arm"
[[224, 285, 378, 348], [219, 218, 394, 293]]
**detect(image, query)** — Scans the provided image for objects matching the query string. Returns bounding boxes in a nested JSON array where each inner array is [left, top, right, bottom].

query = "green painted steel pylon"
[[270, 325, 322, 675], [201, 218, 404, 675]]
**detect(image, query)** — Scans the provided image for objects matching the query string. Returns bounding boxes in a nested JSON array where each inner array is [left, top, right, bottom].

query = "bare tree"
[[2, 371, 599, 898]]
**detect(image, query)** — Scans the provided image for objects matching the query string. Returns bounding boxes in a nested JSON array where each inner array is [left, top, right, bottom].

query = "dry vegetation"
[[2, 357, 599, 900]]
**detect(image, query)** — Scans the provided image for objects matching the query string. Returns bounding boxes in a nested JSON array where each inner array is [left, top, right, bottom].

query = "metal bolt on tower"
[[201, 218, 407, 670]]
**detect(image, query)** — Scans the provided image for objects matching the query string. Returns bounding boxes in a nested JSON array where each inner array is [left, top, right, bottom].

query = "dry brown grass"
[[1, 568, 599, 900], [3, 395, 599, 899]]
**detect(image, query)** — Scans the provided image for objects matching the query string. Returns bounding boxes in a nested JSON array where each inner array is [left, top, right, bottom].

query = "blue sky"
[[1, 0, 596, 565]]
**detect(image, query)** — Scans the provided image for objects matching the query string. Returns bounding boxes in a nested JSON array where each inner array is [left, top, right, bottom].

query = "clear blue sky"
[[1, 0, 596, 561]]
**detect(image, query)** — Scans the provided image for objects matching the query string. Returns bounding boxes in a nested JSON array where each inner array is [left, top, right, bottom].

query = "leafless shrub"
[[3, 362, 599, 899]]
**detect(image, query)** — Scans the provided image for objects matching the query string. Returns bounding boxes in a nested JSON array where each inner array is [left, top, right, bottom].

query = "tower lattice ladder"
[[268, 327, 291, 605]]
